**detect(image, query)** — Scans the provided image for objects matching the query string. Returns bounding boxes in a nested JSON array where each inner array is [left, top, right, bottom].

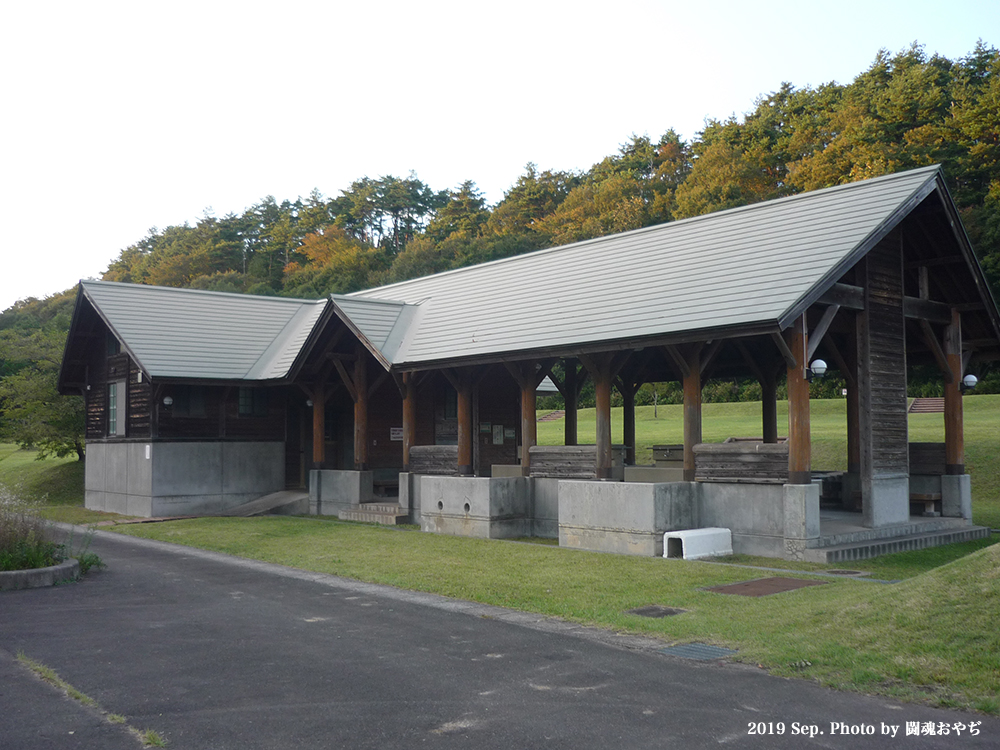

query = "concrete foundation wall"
[[942, 474, 972, 519], [531, 477, 560, 538], [309, 470, 374, 516], [84, 440, 284, 517], [908, 475, 943, 496], [864, 474, 910, 527], [623, 466, 685, 483], [558, 480, 697, 557], [398, 472, 421, 523], [419, 476, 530, 539]]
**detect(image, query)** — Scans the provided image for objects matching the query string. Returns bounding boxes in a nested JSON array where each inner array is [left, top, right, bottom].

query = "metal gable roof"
[[348, 166, 944, 367], [80, 280, 327, 381]]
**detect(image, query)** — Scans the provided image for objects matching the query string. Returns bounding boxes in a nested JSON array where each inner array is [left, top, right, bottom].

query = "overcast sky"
[[1, 0, 996, 312]]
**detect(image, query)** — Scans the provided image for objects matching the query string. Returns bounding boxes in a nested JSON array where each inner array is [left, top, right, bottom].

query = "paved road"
[[1, 528, 997, 749]]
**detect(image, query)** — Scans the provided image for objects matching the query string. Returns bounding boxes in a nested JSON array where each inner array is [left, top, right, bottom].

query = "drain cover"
[[826, 569, 868, 576], [660, 643, 737, 660], [705, 577, 827, 597], [627, 605, 686, 618]]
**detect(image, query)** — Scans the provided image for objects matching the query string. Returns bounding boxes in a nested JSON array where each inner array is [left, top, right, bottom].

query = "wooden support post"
[[594, 366, 613, 479], [353, 347, 368, 471], [520, 378, 536, 476], [944, 308, 964, 474], [622, 387, 636, 466], [564, 361, 578, 447], [312, 384, 326, 468], [580, 353, 630, 480], [457, 377, 473, 476], [786, 315, 811, 485], [401, 372, 416, 472], [681, 346, 702, 482], [761, 372, 778, 444]]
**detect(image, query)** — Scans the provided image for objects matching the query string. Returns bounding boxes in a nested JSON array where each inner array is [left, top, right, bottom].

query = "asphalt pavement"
[[1, 527, 997, 749]]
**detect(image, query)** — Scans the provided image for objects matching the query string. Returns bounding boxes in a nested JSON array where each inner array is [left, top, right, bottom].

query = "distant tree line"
[[3, 42, 1000, 457]]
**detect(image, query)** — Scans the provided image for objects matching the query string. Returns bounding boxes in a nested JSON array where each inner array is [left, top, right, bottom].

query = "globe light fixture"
[[807, 359, 827, 382]]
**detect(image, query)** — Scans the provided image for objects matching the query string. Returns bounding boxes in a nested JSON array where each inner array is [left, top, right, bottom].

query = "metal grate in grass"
[[705, 576, 827, 596], [627, 605, 686, 618]]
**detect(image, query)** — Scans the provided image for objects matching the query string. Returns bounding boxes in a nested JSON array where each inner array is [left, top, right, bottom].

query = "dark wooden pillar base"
[[786, 315, 811, 484]]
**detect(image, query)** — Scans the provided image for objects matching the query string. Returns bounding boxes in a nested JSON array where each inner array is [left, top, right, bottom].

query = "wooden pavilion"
[[60, 165, 1000, 559]]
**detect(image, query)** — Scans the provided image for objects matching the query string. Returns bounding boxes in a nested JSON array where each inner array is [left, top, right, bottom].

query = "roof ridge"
[[82, 278, 326, 306], [245, 301, 329, 379], [352, 165, 942, 300]]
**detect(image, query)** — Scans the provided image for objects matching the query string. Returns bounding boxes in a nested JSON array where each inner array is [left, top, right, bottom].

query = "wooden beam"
[[786, 314, 811, 484], [353, 348, 368, 471], [564, 360, 578, 446], [663, 345, 690, 380], [919, 320, 954, 383], [944, 308, 964, 474], [502, 361, 528, 390], [312, 384, 326, 467], [367, 369, 390, 399], [699, 340, 724, 376], [770, 331, 797, 370], [401, 372, 416, 471], [681, 347, 702, 481], [519, 377, 536, 476], [903, 296, 952, 325], [807, 304, 840, 360], [456, 376, 473, 476], [904, 254, 964, 269], [821, 336, 857, 390], [817, 283, 865, 310], [735, 341, 765, 384], [333, 359, 358, 402]]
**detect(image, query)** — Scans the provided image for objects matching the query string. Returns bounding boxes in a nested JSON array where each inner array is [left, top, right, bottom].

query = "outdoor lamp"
[[807, 359, 827, 382], [961, 374, 978, 393], [162, 396, 173, 406]]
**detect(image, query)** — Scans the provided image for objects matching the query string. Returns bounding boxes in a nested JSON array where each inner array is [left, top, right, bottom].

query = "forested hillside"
[[2, 42, 999, 456]]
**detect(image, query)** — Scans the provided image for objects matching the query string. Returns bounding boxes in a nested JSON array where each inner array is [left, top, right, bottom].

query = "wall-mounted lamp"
[[961, 374, 978, 393], [806, 359, 827, 383], [306, 399, 313, 407], [162, 396, 174, 407]]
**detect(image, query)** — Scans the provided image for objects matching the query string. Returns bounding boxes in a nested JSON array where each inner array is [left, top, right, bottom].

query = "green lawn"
[[2, 394, 999, 713]]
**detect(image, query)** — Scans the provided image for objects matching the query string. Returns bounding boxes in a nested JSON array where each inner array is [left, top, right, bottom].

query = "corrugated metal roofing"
[[349, 166, 942, 367], [81, 280, 327, 380]]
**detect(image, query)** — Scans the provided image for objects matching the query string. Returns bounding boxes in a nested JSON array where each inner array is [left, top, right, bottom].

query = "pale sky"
[[1, 0, 996, 313]]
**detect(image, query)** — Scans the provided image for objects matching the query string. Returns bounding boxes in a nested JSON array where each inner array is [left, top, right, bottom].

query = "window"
[[107, 331, 120, 355], [444, 388, 458, 420], [238, 387, 268, 418], [108, 383, 116, 434], [107, 382, 125, 436]]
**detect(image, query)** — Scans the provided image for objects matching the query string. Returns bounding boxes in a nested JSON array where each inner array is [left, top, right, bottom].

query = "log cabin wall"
[[364, 376, 404, 470], [475, 367, 520, 471], [858, 236, 909, 476], [128, 360, 151, 438]]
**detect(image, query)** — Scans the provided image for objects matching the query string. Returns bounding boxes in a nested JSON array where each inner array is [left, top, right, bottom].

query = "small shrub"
[[0, 484, 60, 571]]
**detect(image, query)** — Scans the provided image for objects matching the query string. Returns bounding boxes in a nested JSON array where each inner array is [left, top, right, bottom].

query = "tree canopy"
[[3, 41, 1000, 458]]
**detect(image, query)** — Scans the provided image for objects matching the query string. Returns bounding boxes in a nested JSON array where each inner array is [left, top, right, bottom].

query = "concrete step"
[[804, 526, 991, 563], [339, 503, 409, 525], [817, 516, 972, 547], [908, 397, 945, 413], [216, 490, 310, 517]]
